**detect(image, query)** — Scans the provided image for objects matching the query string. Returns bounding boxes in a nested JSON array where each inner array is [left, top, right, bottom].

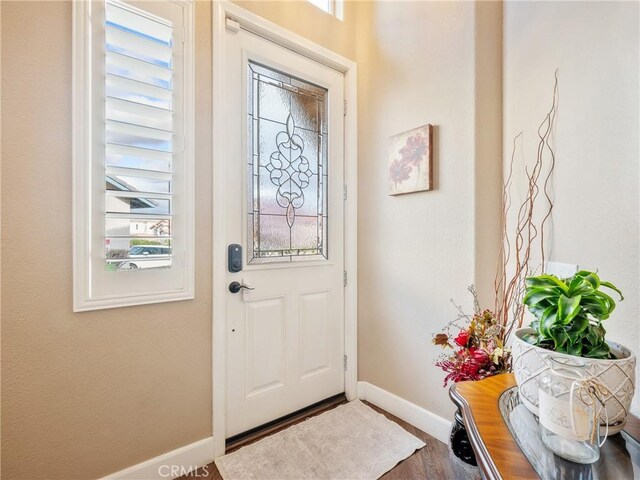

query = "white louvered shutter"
[[104, 0, 175, 271], [73, 0, 194, 311]]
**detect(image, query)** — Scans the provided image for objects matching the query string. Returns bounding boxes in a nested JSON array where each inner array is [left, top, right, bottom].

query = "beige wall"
[[1, 2, 213, 479], [356, 0, 502, 421], [233, 0, 358, 60], [474, 2, 503, 308], [503, 0, 640, 413]]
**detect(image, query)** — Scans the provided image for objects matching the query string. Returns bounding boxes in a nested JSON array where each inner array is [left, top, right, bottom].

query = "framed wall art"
[[388, 124, 433, 195]]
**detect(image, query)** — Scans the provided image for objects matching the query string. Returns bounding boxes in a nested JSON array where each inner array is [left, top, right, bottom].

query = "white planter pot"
[[512, 327, 636, 434]]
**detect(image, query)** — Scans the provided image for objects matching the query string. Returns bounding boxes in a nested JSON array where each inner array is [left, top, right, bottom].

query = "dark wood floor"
[[180, 401, 478, 480]]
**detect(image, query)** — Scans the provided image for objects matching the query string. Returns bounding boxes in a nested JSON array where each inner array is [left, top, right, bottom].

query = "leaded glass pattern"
[[247, 61, 328, 264]]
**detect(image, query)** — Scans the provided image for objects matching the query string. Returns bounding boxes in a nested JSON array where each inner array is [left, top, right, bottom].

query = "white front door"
[[223, 21, 346, 438]]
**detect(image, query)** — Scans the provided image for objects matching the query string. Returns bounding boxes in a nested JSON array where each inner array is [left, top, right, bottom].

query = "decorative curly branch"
[[495, 70, 559, 344]]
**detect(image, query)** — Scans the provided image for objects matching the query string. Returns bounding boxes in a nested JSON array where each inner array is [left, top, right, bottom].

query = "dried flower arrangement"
[[434, 287, 511, 386]]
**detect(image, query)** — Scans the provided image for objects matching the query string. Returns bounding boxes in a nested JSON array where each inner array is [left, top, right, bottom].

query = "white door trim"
[[211, 1, 358, 458]]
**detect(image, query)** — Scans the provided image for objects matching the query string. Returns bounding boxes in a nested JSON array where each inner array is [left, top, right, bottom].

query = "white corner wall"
[[356, 1, 503, 421], [504, 1, 640, 413]]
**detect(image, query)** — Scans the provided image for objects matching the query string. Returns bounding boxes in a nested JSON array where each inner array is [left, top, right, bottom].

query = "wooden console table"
[[450, 373, 640, 480]]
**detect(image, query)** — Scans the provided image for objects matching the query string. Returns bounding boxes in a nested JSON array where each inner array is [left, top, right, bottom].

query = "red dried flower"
[[469, 347, 490, 364], [454, 330, 470, 347]]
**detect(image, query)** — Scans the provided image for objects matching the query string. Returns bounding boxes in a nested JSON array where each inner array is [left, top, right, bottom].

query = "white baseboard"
[[358, 382, 452, 444], [102, 437, 214, 480]]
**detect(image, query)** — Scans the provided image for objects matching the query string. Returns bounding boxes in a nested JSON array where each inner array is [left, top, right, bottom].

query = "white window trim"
[[333, 0, 344, 21], [308, 0, 343, 20], [73, 0, 195, 312]]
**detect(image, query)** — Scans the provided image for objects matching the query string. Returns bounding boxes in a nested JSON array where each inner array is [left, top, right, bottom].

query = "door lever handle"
[[229, 281, 255, 294]]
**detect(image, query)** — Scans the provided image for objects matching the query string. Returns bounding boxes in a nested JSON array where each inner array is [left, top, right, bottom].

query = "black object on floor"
[[450, 408, 478, 466]]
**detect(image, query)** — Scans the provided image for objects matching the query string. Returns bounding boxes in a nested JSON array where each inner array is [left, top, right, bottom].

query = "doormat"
[[215, 400, 426, 479]]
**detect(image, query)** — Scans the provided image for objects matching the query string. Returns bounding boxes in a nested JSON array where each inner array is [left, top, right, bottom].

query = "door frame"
[[211, 1, 358, 458]]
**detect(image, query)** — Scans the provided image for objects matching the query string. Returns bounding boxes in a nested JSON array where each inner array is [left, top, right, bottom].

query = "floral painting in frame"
[[388, 124, 433, 195]]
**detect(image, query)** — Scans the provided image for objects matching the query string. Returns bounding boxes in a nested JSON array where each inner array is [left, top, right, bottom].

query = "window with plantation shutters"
[[104, 0, 175, 272], [73, 0, 194, 311]]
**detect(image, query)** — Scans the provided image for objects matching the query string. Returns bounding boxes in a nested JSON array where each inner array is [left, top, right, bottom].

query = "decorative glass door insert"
[[247, 61, 328, 264]]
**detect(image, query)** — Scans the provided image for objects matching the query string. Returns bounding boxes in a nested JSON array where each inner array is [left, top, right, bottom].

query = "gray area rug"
[[215, 400, 426, 479]]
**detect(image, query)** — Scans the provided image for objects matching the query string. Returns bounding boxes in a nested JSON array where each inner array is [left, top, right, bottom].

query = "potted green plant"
[[512, 270, 636, 434]]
